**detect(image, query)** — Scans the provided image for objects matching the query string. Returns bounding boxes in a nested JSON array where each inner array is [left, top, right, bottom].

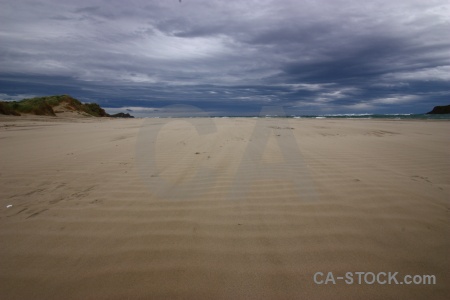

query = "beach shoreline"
[[1, 116, 449, 299]]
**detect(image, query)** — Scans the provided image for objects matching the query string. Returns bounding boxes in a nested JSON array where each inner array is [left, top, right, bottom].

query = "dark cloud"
[[1, 0, 449, 115], [74, 6, 100, 14]]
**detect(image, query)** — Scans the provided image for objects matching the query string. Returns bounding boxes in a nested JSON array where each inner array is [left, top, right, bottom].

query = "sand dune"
[[0, 116, 449, 299]]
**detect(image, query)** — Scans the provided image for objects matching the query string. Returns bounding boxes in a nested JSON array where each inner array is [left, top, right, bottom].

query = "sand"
[[0, 115, 449, 299]]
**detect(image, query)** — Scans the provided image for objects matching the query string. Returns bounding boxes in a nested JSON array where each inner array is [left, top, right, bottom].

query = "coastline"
[[1, 116, 449, 299]]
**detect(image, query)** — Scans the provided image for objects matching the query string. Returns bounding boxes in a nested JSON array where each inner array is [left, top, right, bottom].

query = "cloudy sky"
[[1, 0, 449, 116]]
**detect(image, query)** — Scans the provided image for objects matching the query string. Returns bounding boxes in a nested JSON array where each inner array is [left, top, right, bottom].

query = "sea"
[[287, 114, 450, 120], [146, 114, 450, 119], [224, 114, 450, 120]]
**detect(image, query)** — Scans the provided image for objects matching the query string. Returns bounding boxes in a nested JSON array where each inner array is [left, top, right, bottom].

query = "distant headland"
[[426, 105, 450, 114], [0, 95, 134, 118]]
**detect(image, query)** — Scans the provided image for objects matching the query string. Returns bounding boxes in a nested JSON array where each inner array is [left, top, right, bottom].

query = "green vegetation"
[[0, 95, 109, 117], [0, 102, 21, 115], [82, 103, 108, 117]]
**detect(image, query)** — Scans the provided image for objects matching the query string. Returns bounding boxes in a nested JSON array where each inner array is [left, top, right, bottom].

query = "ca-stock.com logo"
[[135, 104, 318, 202]]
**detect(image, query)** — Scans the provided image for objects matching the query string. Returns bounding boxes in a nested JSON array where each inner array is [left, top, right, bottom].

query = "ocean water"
[[146, 114, 450, 120], [289, 114, 450, 120]]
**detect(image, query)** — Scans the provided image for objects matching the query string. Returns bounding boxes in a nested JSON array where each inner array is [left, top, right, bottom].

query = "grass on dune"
[[0, 95, 108, 117]]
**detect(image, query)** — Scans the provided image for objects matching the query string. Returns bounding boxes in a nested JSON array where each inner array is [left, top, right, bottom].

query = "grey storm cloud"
[[0, 0, 449, 115]]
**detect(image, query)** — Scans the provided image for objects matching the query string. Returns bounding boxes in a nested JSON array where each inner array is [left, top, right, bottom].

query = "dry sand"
[[0, 115, 449, 299]]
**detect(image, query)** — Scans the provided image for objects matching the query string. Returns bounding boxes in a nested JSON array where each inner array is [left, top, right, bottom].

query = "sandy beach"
[[0, 116, 449, 299]]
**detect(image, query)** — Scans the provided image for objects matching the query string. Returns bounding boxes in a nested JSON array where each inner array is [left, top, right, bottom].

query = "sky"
[[1, 0, 449, 116]]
